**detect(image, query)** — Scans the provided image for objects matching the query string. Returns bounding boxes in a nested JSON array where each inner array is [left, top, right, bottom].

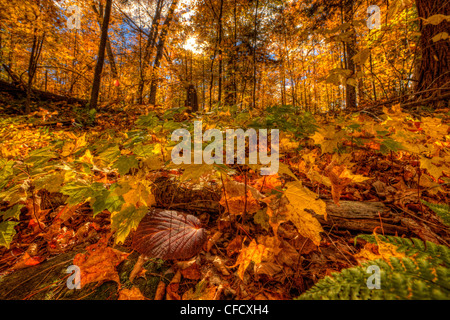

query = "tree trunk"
[[343, 0, 357, 111], [89, 0, 112, 110], [148, 0, 179, 106], [137, 0, 163, 104], [25, 33, 45, 113], [217, 0, 224, 107], [252, 0, 260, 110], [414, 0, 450, 105], [92, 3, 118, 79]]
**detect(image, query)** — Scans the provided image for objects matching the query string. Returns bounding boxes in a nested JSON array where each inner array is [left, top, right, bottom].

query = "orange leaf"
[[12, 252, 45, 270], [118, 287, 146, 300], [72, 245, 129, 288]]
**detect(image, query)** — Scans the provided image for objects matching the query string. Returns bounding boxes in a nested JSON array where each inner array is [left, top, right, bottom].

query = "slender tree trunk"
[[252, 0, 260, 109], [25, 32, 45, 113], [217, 0, 224, 107], [137, 0, 163, 104], [89, 0, 113, 110], [343, 0, 356, 110], [148, 0, 179, 105]]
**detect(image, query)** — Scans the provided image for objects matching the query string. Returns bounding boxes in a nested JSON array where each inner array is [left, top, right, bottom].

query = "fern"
[[421, 200, 450, 227], [297, 236, 450, 300]]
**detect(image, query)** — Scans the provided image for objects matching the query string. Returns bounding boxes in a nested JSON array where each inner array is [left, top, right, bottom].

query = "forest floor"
[[0, 93, 449, 300]]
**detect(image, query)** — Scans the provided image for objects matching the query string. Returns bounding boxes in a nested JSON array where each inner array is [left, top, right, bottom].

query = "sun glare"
[[183, 36, 202, 54]]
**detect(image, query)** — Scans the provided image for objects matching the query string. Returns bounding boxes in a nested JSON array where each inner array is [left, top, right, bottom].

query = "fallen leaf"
[[154, 281, 166, 300], [72, 245, 129, 288], [284, 181, 326, 246], [354, 233, 405, 264], [132, 209, 207, 260], [118, 287, 146, 300], [232, 239, 275, 280]]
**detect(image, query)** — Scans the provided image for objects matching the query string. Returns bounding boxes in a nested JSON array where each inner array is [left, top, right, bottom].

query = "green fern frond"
[[354, 235, 450, 267], [297, 257, 450, 300], [421, 200, 450, 227], [297, 236, 450, 300]]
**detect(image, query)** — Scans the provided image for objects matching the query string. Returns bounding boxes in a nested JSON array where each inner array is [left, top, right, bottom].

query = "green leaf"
[[60, 181, 102, 205], [133, 144, 154, 158], [98, 145, 121, 165], [0, 221, 19, 249], [91, 190, 125, 217], [111, 205, 148, 244], [114, 155, 139, 175], [33, 172, 65, 193], [0, 159, 14, 189], [1, 204, 24, 220], [380, 138, 404, 154], [24, 147, 58, 167]]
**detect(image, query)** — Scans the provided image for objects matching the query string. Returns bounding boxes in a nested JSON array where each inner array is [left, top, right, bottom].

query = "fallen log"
[[151, 178, 408, 235], [0, 79, 87, 106], [313, 201, 408, 235]]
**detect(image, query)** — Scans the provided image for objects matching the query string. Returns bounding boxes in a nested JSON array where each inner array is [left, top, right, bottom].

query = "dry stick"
[[219, 173, 232, 225], [243, 168, 248, 216], [377, 211, 385, 236], [258, 176, 266, 193]]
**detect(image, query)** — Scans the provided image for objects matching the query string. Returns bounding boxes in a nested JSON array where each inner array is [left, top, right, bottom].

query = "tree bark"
[[148, 0, 179, 106], [343, 0, 357, 111], [414, 0, 450, 105], [89, 0, 113, 110], [137, 0, 163, 104], [25, 32, 45, 113]]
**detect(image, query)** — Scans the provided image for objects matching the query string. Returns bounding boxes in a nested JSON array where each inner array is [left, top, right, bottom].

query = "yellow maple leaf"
[[121, 179, 156, 208], [284, 181, 327, 246], [232, 239, 274, 280], [79, 149, 94, 165]]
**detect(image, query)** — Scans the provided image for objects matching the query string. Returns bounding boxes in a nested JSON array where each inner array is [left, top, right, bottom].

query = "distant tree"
[[89, 0, 113, 110]]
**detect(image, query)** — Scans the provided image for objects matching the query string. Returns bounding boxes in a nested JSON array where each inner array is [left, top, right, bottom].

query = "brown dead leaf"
[[254, 262, 283, 279], [277, 240, 300, 268], [166, 270, 182, 300], [220, 190, 261, 215], [226, 235, 243, 257], [118, 286, 146, 300], [72, 244, 129, 288], [154, 281, 166, 300], [205, 231, 222, 252], [179, 262, 202, 280], [213, 256, 230, 276], [324, 164, 352, 205]]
